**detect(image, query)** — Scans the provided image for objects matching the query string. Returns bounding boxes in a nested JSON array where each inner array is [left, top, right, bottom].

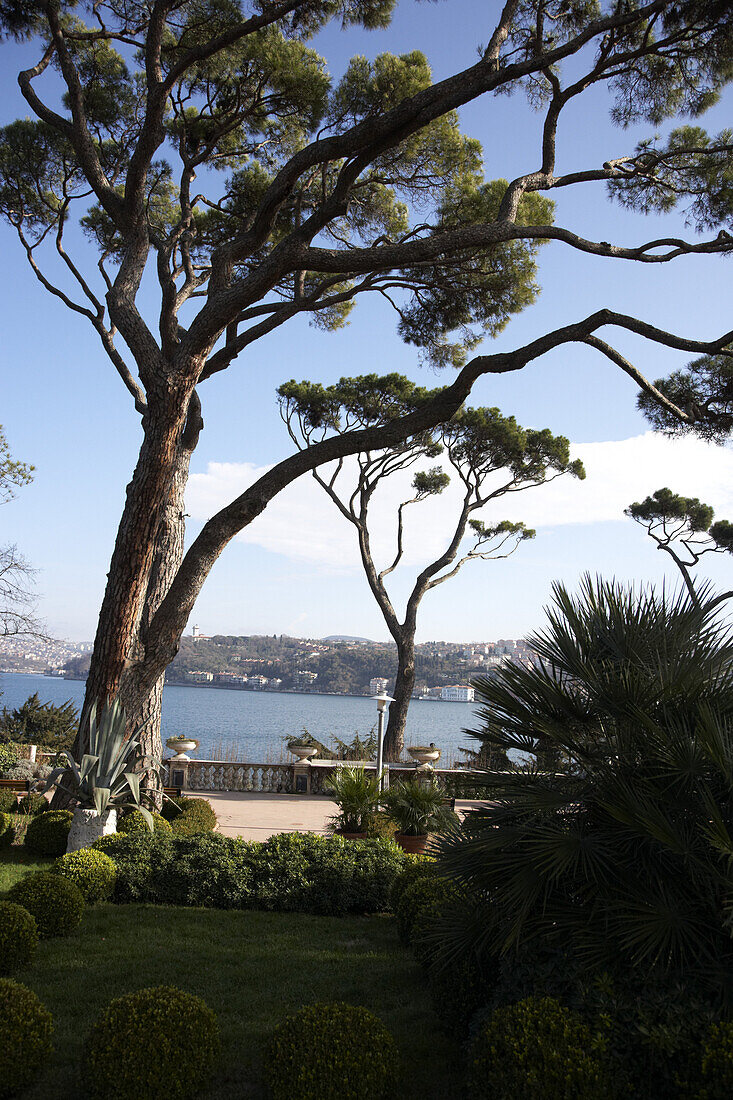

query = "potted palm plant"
[[43, 699, 160, 851], [383, 778, 455, 853], [326, 765, 381, 839]]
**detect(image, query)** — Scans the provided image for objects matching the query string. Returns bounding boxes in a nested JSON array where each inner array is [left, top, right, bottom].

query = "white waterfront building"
[[441, 684, 475, 702]]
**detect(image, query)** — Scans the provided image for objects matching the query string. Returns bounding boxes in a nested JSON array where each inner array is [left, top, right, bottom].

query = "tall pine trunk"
[[384, 635, 415, 761]]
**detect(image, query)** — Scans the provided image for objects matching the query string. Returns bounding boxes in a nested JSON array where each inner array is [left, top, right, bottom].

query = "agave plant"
[[433, 575, 733, 1002], [44, 698, 159, 827]]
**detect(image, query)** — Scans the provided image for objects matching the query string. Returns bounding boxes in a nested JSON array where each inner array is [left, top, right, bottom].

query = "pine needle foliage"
[[434, 575, 733, 1002]]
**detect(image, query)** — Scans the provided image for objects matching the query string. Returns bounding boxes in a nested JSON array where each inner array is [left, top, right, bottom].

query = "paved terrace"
[[200, 791, 486, 841]]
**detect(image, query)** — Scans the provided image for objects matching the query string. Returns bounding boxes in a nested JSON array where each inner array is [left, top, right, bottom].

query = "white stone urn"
[[66, 807, 118, 852], [166, 737, 199, 760], [289, 744, 318, 761], [407, 745, 441, 766]]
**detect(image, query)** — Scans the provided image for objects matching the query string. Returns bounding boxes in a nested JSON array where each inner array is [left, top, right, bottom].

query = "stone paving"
[[195, 791, 486, 841]]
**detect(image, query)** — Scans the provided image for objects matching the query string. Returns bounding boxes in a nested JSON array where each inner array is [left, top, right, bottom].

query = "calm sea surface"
[[0, 672, 483, 763]]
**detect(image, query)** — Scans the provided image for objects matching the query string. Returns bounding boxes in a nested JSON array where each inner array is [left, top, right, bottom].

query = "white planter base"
[[66, 807, 118, 852]]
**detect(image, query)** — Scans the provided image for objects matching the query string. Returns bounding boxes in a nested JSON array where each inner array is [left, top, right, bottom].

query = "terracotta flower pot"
[[395, 833, 429, 854]]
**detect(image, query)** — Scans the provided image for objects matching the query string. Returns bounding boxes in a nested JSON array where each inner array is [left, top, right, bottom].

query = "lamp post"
[[373, 693, 395, 793]]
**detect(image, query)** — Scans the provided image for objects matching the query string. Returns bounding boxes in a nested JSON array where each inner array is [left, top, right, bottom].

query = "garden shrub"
[[365, 811, 398, 841], [394, 874, 457, 945], [170, 797, 217, 835], [92, 831, 173, 903], [0, 810, 14, 849], [160, 794, 198, 822], [0, 788, 18, 813], [467, 996, 613, 1100], [150, 833, 258, 909], [84, 985, 220, 1100], [0, 978, 53, 1099], [54, 848, 117, 904], [267, 1002, 399, 1100], [253, 832, 404, 915], [24, 809, 73, 856], [389, 854, 435, 912], [0, 901, 38, 975], [698, 1021, 733, 1100], [0, 743, 20, 774], [8, 872, 85, 937], [117, 809, 172, 835], [17, 791, 49, 815]]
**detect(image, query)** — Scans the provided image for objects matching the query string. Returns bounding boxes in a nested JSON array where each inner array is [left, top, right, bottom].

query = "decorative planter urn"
[[407, 746, 441, 766], [166, 737, 199, 760], [289, 745, 318, 761], [66, 807, 118, 852]]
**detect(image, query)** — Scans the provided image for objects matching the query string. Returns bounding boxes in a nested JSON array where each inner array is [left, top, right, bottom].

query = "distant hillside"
[[322, 635, 374, 644]]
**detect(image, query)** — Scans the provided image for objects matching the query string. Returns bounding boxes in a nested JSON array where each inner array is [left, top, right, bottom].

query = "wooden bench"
[[0, 778, 31, 792]]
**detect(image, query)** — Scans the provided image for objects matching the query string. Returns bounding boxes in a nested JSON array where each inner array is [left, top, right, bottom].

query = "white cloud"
[[186, 434, 733, 572]]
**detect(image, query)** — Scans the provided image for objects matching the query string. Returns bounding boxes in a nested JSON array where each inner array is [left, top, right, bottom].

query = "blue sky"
[[1, 1, 732, 643]]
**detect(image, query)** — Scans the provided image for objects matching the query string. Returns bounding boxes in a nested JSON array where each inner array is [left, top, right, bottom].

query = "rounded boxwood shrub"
[[17, 791, 49, 816], [0, 978, 54, 1098], [389, 854, 435, 912], [0, 789, 19, 813], [698, 1021, 733, 1099], [267, 1002, 399, 1100], [118, 809, 172, 835], [54, 848, 117, 904], [0, 811, 14, 849], [8, 872, 85, 937], [467, 996, 612, 1099], [0, 901, 39, 975], [24, 809, 73, 856], [84, 985, 220, 1100], [170, 798, 217, 835], [160, 794, 198, 822]]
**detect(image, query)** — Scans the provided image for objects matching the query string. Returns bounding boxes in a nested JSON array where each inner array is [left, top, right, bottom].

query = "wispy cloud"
[[186, 434, 733, 572]]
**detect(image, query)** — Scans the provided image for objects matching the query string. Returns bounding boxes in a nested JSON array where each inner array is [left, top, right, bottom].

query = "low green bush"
[[151, 833, 258, 908], [267, 1002, 399, 1100], [170, 798, 217, 835], [699, 1021, 733, 1099], [84, 985, 220, 1100], [8, 872, 85, 937], [0, 789, 19, 813], [364, 811, 398, 841], [24, 809, 73, 856], [394, 874, 457, 946], [467, 996, 612, 1100], [0, 810, 14, 849], [17, 791, 49, 816], [0, 901, 38, 975], [54, 848, 117, 904], [253, 832, 404, 916], [117, 809, 172, 835], [160, 794, 198, 822], [0, 978, 54, 1098], [389, 854, 435, 912], [92, 831, 173, 903]]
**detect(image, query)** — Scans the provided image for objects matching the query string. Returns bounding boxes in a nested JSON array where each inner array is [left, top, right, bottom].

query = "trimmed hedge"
[[84, 985, 220, 1100], [0, 811, 14, 849], [17, 791, 49, 816], [394, 874, 457, 946], [0, 978, 54, 1099], [94, 830, 405, 914], [118, 809, 172, 835], [467, 996, 613, 1100], [0, 901, 38, 975], [0, 789, 18, 814], [267, 1002, 399, 1100], [24, 809, 73, 856], [54, 848, 117, 904], [7, 872, 85, 937], [170, 798, 217, 835]]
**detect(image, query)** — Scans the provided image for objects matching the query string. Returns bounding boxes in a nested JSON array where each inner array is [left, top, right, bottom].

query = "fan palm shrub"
[[326, 766, 381, 834], [433, 575, 733, 1003]]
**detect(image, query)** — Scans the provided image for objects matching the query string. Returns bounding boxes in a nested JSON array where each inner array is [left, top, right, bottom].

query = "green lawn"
[[2, 851, 462, 1099], [0, 845, 52, 892]]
